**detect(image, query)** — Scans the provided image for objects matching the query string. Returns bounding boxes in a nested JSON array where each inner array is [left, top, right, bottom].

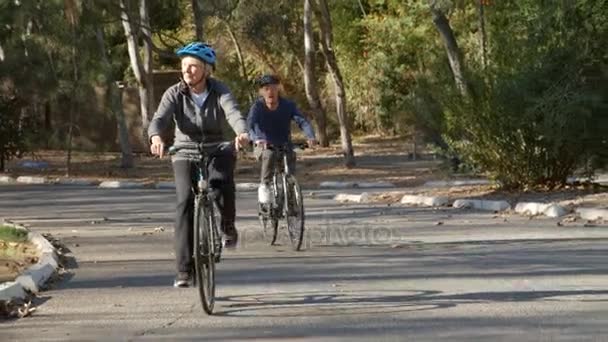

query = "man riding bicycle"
[[246, 74, 317, 205], [148, 42, 250, 287]]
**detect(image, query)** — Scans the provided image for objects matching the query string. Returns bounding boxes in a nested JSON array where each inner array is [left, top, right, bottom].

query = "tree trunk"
[[225, 21, 254, 102], [66, 102, 74, 177], [192, 0, 204, 40], [314, 0, 355, 167], [478, 0, 488, 69], [140, 0, 154, 140], [303, 0, 328, 148], [430, 3, 469, 97], [65, 1, 79, 177], [96, 27, 134, 169], [120, 0, 152, 142]]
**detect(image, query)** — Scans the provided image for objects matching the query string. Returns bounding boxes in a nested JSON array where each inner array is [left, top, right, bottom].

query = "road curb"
[[515, 202, 569, 218], [16, 176, 48, 184], [400, 195, 449, 207], [235, 182, 259, 192], [321, 181, 395, 189], [98, 181, 147, 189], [334, 193, 370, 203], [576, 208, 608, 221], [54, 178, 100, 186], [154, 181, 176, 189], [332, 190, 601, 220], [321, 181, 356, 189], [0, 175, 15, 183], [0, 282, 26, 301], [453, 199, 511, 212], [1, 175, 261, 192], [0, 223, 59, 301], [424, 179, 492, 187]]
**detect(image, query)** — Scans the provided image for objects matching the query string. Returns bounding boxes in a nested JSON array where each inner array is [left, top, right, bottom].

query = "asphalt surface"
[[1, 184, 608, 341]]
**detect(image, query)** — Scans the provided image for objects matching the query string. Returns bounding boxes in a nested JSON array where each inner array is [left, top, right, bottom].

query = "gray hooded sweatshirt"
[[148, 78, 247, 150]]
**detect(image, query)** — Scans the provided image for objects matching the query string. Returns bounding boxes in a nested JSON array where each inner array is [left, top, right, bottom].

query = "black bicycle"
[[258, 143, 306, 251], [168, 141, 228, 315]]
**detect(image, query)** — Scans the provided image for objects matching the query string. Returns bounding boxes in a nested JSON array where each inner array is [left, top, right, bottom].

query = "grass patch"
[[0, 225, 28, 243]]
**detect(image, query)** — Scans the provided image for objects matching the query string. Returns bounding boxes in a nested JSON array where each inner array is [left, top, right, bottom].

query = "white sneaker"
[[258, 183, 272, 204]]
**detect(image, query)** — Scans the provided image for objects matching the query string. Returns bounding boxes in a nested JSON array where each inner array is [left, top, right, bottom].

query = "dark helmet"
[[176, 42, 216, 65], [255, 74, 280, 88]]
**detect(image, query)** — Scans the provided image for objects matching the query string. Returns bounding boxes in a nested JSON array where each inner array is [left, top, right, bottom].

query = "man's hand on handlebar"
[[255, 140, 268, 149]]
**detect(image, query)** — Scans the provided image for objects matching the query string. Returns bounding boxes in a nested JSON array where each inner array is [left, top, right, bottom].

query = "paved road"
[[1, 184, 608, 341]]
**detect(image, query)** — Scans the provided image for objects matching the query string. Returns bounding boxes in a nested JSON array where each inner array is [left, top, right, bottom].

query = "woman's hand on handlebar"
[[235, 132, 250, 151], [150, 135, 165, 158]]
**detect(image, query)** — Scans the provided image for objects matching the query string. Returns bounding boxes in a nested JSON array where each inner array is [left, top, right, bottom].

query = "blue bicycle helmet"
[[176, 42, 216, 65]]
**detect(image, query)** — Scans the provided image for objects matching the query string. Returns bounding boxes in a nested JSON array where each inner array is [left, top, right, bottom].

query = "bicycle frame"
[[168, 141, 230, 314], [258, 143, 306, 250], [264, 144, 294, 214]]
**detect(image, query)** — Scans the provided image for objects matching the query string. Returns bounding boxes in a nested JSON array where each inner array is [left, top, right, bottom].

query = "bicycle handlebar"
[[166, 141, 234, 156], [256, 142, 309, 151]]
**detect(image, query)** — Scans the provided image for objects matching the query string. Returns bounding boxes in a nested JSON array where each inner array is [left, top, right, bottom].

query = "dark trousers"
[[172, 146, 236, 273], [255, 146, 296, 184]]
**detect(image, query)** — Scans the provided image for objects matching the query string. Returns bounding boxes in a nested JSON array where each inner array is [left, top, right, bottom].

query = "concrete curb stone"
[[400, 195, 449, 207], [0, 175, 15, 183], [576, 208, 608, 221], [453, 199, 511, 212], [16, 176, 48, 184], [0, 223, 59, 301]]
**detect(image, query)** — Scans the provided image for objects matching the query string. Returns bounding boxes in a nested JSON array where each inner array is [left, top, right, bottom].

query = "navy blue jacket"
[[247, 97, 316, 146]]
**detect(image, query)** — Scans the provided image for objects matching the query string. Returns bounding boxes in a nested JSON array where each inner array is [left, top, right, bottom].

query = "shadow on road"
[[214, 288, 608, 317]]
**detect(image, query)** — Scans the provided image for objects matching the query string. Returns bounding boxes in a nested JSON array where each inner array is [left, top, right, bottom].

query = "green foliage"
[[441, 0, 608, 189], [1, 0, 605, 189], [0, 225, 28, 243], [0, 93, 33, 172]]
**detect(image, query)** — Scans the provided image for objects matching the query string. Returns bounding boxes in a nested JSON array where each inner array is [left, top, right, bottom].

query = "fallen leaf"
[[562, 216, 577, 223], [17, 301, 36, 318], [435, 221, 444, 226]]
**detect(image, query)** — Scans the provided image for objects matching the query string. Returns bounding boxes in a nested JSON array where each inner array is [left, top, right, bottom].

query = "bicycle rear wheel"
[[193, 196, 216, 314], [283, 175, 305, 251]]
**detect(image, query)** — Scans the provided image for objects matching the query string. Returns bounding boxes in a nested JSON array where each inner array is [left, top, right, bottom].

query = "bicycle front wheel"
[[283, 175, 305, 251], [259, 204, 279, 245], [193, 196, 216, 314]]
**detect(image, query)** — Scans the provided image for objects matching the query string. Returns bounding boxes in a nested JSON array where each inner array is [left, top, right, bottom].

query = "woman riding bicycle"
[[246, 74, 317, 205], [148, 42, 250, 288]]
